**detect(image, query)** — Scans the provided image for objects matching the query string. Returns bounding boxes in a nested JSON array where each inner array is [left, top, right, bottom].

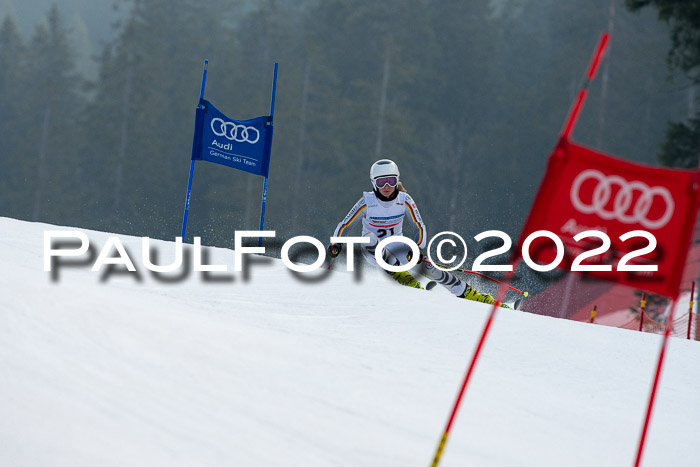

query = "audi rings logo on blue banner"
[[192, 99, 272, 177], [211, 118, 260, 144]]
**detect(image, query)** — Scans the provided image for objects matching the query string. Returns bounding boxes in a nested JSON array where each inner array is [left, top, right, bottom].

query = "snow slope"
[[1, 217, 699, 467]]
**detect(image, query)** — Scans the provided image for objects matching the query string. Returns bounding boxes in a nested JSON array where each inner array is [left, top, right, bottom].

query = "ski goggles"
[[373, 176, 398, 188]]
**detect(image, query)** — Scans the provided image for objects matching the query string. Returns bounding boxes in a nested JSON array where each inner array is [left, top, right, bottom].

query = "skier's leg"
[[362, 239, 423, 289], [360, 236, 398, 267], [417, 259, 465, 295], [418, 257, 496, 304]]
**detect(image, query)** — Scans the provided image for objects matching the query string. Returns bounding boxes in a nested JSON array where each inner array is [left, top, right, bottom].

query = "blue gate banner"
[[191, 98, 273, 177]]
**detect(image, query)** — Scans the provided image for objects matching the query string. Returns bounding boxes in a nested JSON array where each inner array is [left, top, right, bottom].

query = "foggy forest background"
[[0, 0, 696, 266]]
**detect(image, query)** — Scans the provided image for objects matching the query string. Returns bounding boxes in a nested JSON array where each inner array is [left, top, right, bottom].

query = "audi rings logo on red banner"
[[210, 118, 260, 144], [570, 169, 675, 230]]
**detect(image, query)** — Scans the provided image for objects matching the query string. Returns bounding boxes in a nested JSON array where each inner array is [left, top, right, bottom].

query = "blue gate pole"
[[181, 59, 209, 240], [258, 175, 269, 235], [258, 62, 278, 248]]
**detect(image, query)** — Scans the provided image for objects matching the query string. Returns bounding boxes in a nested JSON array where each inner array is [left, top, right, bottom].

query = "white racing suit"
[[333, 191, 469, 296]]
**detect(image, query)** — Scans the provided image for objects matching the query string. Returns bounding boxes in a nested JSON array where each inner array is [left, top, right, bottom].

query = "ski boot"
[[388, 270, 424, 289], [458, 284, 524, 310], [458, 284, 495, 304]]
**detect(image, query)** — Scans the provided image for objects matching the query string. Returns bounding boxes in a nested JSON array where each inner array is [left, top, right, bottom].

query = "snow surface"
[[1, 216, 699, 467]]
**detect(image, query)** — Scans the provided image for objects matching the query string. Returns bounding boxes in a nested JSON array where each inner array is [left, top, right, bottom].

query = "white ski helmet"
[[369, 159, 400, 189]]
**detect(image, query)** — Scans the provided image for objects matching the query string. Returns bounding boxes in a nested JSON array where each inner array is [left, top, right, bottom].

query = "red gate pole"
[[429, 269, 515, 467], [687, 282, 695, 340], [639, 292, 647, 332], [561, 32, 610, 140], [634, 299, 678, 467]]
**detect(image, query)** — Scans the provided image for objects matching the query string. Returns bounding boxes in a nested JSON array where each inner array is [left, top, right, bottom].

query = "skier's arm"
[[332, 197, 367, 238], [329, 197, 367, 258], [404, 194, 427, 250]]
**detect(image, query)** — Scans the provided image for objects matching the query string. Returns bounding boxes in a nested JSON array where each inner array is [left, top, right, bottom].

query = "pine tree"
[[85, 0, 209, 237], [23, 5, 84, 223], [0, 14, 27, 218], [626, 0, 700, 168], [297, 0, 444, 236]]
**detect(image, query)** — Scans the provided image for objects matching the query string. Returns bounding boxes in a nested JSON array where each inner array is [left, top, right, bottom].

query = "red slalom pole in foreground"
[[687, 282, 694, 340], [429, 31, 611, 466], [634, 299, 679, 467], [430, 270, 514, 467], [561, 32, 610, 139]]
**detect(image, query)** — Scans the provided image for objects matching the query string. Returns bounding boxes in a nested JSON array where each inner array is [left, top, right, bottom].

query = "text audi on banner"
[[191, 98, 273, 177]]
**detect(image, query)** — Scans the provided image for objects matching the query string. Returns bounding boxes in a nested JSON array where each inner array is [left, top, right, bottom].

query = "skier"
[[328, 159, 508, 306]]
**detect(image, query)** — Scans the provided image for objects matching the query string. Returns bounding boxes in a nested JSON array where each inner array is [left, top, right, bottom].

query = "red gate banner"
[[516, 138, 700, 298]]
